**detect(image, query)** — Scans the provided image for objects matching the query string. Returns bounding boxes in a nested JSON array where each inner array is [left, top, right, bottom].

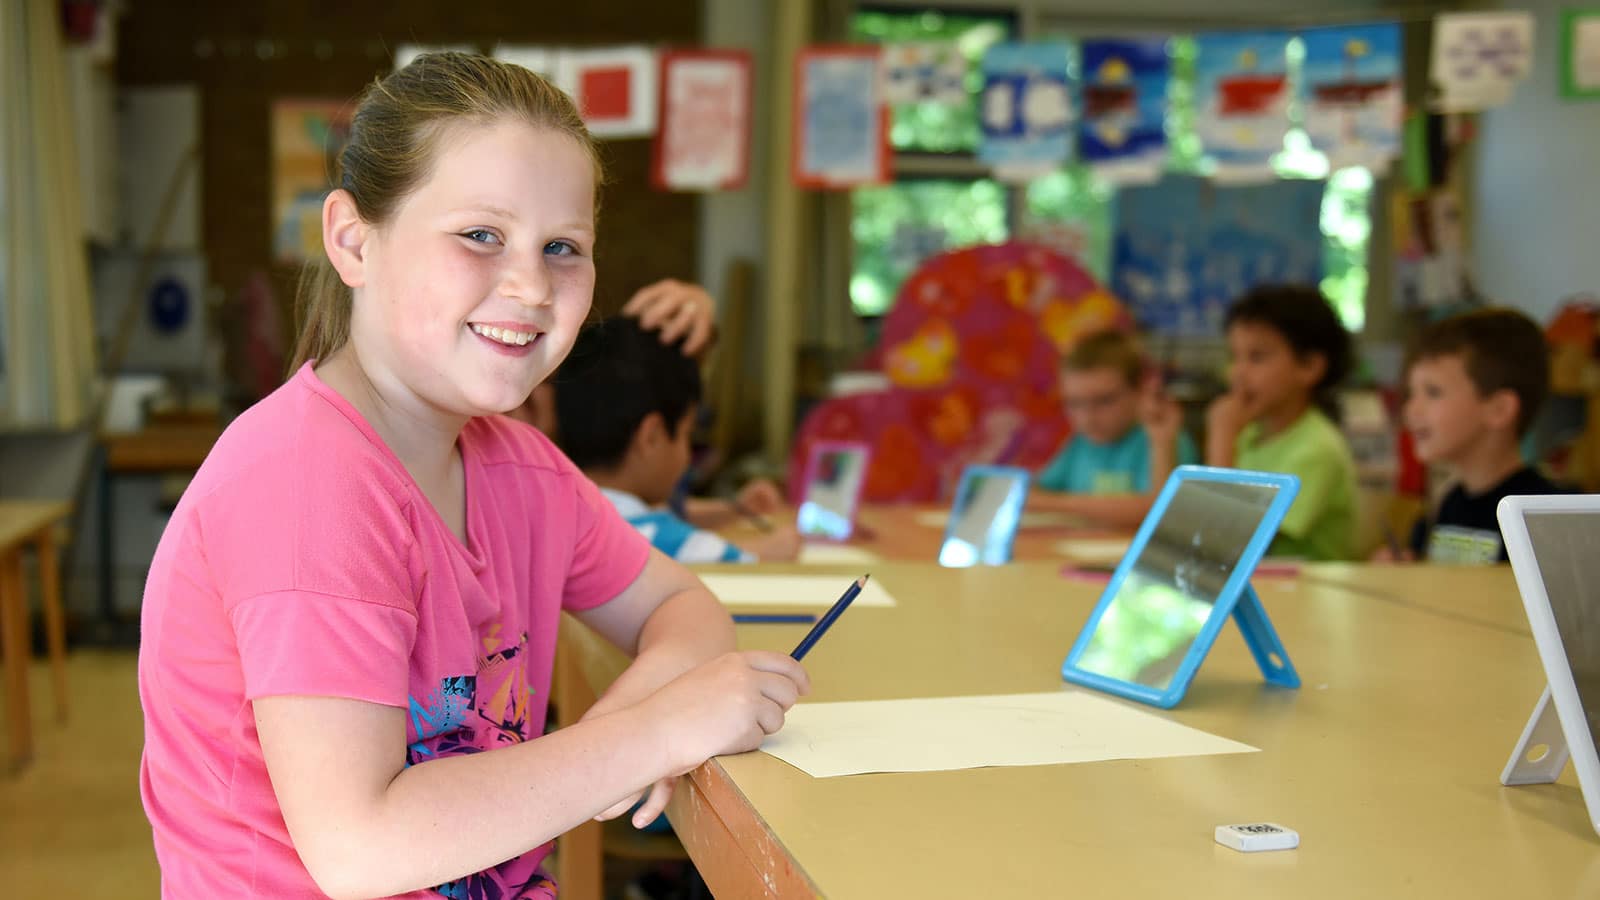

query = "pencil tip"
[[859, 573, 870, 585]]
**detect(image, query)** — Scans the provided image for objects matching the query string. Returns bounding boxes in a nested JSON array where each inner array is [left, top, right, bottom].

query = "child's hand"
[[735, 478, 785, 516], [1370, 545, 1416, 563], [1140, 379, 1183, 446], [747, 525, 803, 562], [622, 278, 717, 356], [649, 650, 810, 773], [1206, 390, 1250, 441]]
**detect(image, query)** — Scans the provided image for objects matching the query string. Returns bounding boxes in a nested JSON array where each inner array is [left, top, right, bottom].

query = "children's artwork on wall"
[[1561, 8, 1600, 100], [394, 44, 475, 70], [1111, 176, 1325, 335], [794, 45, 888, 188], [653, 49, 751, 191], [271, 100, 352, 265], [1077, 38, 1169, 185], [492, 45, 557, 79], [789, 242, 1133, 504], [1193, 32, 1291, 183], [1430, 12, 1535, 112], [556, 46, 659, 138], [978, 42, 1074, 180], [1300, 23, 1403, 171], [1391, 188, 1469, 311], [882, 42, 968, 105]]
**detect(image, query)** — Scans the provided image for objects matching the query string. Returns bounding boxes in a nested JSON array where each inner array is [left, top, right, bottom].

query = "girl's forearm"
[[296, 706, 671, 900]]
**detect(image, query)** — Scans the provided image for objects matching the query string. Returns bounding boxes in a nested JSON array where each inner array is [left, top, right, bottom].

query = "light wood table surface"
[[560, 561, 1597, 898], [0, 501, 72, 771], [722, 503, 1128, 564]]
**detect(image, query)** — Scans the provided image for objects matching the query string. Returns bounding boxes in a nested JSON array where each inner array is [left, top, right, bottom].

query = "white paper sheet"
[[761, 691, 1256, 778], [916, 510, 1090, 530], [797, 543, 882, 565], [700, 573, 896, 608], [1430, 12, 1535, 111], [1054, 538, 1130, 565]]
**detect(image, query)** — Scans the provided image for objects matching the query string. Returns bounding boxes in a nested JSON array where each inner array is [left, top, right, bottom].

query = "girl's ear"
[[323, 189, 370, 289]]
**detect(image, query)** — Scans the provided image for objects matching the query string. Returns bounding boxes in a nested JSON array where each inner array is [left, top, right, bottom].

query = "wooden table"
[[0, 501, 71, 771], [94, 421, 221, 643], [561, 562, 1597, 898], [721, 503, 1129, 565]]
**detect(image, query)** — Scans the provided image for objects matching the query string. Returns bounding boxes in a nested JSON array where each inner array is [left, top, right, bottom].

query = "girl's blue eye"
[[545, 240, 579, 256], [462, 229, 500, 245]]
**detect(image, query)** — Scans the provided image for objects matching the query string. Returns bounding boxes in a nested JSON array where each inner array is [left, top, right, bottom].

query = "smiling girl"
[[138, 53, 808, 900]]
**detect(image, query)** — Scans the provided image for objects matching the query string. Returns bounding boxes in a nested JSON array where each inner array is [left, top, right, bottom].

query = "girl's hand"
[[622, 279, 717, 356], [1206, 391, 1249, 441], [1204, 391, 1250, 468], [646, 651, 810, 774]]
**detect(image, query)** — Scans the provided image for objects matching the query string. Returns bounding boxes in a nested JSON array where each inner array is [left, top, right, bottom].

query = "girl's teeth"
[[472, 324, 536, 346]]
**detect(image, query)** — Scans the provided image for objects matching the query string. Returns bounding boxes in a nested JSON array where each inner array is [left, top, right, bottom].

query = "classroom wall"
[[696, 0, 774, 309], [1470, 0, 1600, 322], [114, 1, 704, 326]]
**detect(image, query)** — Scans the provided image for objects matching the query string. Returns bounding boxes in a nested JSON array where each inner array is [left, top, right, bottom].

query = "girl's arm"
[[256, 646, 807, 900], [572, 548, 737, 703]]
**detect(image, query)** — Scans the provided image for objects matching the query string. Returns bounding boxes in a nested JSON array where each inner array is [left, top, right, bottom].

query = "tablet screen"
[[939, 470, 1027, 567], [1525, 511, 1600, 749], [798, 446, 867, 540], [1075, 479, 1280, 690]]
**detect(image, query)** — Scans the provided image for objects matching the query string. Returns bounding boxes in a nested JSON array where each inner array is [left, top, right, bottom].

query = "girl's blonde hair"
[[290, 52, 602, 373]]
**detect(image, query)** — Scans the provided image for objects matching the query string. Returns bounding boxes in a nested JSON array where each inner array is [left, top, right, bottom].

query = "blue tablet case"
[[1060, 465, 1302, 708]]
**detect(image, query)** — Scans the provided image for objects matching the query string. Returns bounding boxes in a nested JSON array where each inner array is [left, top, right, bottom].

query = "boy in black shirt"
[[1396, 308, 1565, 562]]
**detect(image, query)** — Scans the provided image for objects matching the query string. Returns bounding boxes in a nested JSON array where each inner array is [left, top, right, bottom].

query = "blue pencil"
[[790, 574, 870, 661], [733, 613, 818, 625]]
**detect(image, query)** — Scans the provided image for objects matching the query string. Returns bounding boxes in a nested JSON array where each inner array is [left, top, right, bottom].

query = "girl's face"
[[1225, 320, 1325, 422], [350, 119, 596, 419]]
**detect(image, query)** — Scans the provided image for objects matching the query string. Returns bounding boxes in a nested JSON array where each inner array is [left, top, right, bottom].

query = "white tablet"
[[1498, 494, 1600, 838]]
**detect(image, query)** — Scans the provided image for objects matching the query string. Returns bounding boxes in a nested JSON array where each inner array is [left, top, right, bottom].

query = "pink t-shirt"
[[138, 363, 650, 899]]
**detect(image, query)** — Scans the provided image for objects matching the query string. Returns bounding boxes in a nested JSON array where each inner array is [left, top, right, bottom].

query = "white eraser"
[[1215, 823, 1299, 852]]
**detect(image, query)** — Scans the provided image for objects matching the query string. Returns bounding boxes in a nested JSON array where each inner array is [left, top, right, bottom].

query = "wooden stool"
[[0, 501, 72, 772]]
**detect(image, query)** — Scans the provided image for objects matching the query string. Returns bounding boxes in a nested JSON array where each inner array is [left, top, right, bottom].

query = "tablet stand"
[[1502, 685, 1571, 786], [1233, 583, 1301, 688]]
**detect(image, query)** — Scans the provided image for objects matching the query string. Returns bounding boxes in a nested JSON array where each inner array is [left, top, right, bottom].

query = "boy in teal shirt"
[[1033, 331, 1198, 528]]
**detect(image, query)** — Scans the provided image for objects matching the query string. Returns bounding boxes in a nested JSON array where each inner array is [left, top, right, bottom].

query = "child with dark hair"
[[555, 317, 800, 563], [1394, 307, 1566, 563], [1206, 284, 1358, 560]]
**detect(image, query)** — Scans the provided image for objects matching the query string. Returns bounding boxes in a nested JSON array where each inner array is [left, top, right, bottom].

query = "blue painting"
[[1112, 176, 1325, 335], [1193, 31, 1291, 181], [1078, 38, 1169, 182], [799, 54, 883, 186], [979, 42, 1074, 174], [1300, 24, 1403, 170]]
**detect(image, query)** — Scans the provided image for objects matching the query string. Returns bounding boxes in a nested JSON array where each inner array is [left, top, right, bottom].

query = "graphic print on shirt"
[[406, 630, 532, 764], [406, 631, 557, 899]]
